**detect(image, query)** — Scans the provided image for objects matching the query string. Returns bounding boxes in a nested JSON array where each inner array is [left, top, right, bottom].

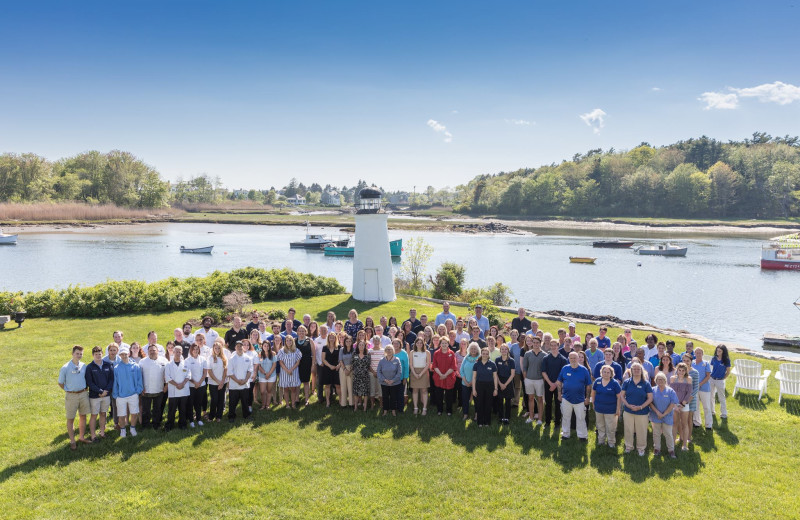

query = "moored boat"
[[325, 239, 403, 257], [569, 256, 597, 264], [0, 228, 18, 245], [593, 240, 634, 248], [290, 224, 350, 249], [635, 244, 687, 256], [761, 233, 800, 270], [180, 245, 214, 254]]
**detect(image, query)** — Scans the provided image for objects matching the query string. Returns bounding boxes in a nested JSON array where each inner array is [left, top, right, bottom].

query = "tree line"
[[453, 133, 800, 219]]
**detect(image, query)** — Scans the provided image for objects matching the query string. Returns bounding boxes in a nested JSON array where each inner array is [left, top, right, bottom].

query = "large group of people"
[[58, 303, 732, 458]]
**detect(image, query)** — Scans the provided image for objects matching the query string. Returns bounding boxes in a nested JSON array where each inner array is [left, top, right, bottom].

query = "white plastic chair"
[[775, 363, 800, 404], [731, 359, 771, 400]]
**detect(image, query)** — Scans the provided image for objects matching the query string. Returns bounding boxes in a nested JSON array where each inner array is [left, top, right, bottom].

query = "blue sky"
[[1, 1, 799, 190]]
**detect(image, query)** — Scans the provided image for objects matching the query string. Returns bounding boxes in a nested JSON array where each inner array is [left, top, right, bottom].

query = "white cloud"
[[651, 87, 661, 92], [427, 119, 453, 143], [733, 81, 800, 105], [579, 108, 606, 134], [450, 110, 459, 114], [505, 118, 532, 126], [699, 81, 800, 109], [699, 91, 739, 110]]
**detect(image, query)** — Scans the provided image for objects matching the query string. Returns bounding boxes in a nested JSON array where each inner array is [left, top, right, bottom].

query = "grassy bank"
[[0, 202, 181, 224], [1, 294, 798, 518]]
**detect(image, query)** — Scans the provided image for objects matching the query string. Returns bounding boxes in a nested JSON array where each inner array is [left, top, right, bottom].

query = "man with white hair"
[[557, 351, 592, 442]]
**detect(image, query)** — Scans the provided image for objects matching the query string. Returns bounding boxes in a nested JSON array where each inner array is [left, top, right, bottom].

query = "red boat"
[[762, 234, 800, 270]]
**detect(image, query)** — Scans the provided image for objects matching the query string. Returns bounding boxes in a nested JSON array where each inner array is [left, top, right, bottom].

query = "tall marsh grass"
[[0, 202, 181, 221]]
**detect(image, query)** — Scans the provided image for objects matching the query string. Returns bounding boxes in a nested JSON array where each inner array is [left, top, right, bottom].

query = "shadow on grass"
[[310, 296, 420, 326], [734, 392, 772, 411], [780, 397, 800, 416], [4, 401, 719, 484]]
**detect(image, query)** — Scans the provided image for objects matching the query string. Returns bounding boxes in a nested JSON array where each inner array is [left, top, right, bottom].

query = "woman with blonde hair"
[[277, 336, 302, 409], [670, 362, 693, 451], [338, 335, 355, 408], [650, 372, 679, 458], [205, 339, 228, 422], [591, 364, 621, 448], [409, 337, 431, 415], [352, 340, 371, 411], [621, 362, 653, 456]]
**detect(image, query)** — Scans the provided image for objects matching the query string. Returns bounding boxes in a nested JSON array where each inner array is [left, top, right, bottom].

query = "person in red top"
[[431, 337, 458, 416]]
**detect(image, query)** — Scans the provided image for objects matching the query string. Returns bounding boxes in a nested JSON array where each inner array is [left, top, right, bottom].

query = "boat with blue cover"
[[324, 239, 403, 257]]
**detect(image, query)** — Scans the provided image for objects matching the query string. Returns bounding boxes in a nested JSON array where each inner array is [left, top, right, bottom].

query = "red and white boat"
[[762, 233, 800, 270]]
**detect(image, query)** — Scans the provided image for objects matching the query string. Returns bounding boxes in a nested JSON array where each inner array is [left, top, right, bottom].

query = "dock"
[[763, 333, 800, 349]]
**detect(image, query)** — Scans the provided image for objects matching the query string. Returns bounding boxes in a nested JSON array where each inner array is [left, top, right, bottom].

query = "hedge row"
[[1, 268, 345, 318]]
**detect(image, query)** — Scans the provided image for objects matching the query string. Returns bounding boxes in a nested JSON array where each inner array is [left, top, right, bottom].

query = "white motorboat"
[[290, 223, 349, 249], [180, 245, 214, 254], [0, 229, 18, 245], [635, 243, 687, 256]]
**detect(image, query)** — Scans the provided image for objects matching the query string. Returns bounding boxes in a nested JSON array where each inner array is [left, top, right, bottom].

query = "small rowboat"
[[569, 256, 597, 264], [593, 240, 634, 248], [180, 245, 214, 254]]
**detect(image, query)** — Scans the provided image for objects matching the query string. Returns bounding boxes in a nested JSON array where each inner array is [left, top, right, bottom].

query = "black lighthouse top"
[[356, 187, 382, 214]]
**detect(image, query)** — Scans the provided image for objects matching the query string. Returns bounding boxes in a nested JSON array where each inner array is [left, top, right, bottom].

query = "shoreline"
[[404, 295, 799, 362], [4, 214, 798, 236]]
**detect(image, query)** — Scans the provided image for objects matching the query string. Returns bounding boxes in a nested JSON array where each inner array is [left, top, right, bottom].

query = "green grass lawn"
[[1, 294, 799, 519]]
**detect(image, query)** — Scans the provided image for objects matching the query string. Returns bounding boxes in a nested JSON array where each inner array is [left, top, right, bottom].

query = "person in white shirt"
[[164, 350, 191, 430], [145, 331, 166, 359], [314, 324, 329, 402], [139, 344, 167, 430], [227, 341, 253, 422], [241, 339, 259, 413], [185, 344, 206, 428], [195, 316, 220, 349], [108, 330, 130, 356], [454, 319, 470, 346], [375, 326, 392, 348], [205, 339, 228, 422], [181, 322, 196, 345]]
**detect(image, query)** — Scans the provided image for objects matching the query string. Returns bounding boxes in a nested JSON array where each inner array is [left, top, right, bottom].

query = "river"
[[4, 222, 797, 355]]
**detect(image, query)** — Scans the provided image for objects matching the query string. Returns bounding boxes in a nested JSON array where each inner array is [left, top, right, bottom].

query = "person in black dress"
[[295, 325, 314, 405], [321, 334, 341, 406]]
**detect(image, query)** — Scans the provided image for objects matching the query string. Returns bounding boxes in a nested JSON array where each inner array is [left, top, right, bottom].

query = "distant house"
[[286, 194, 306, 205], [321, 189, 341, 206], [232, 189, 247, 199], [389, 193, 409, 205]]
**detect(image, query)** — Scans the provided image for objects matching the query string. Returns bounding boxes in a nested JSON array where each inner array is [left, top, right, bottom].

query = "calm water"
[[4, 222, 797, 354]]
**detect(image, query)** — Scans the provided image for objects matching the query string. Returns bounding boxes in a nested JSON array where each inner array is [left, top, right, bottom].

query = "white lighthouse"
[[352, 187, 396, 302]]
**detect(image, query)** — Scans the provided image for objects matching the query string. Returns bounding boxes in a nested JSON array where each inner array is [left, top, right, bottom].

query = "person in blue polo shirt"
[[621, 362, 653, 456], [591, 364, 622, 448], [649, 372, 679, 458], [593, 348, 623, 383], [584, 338, 604, 371], [434, 301, 457, 328], [58, 345, 91, 450], [557, 351, 592, 441], [709, 344, 732, 420], [596, 326, 611, 350]]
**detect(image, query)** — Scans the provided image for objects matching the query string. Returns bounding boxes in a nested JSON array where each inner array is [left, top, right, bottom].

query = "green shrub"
[[266, 308, 287, 321], [459, 282, 514, 307], [0, 268, 346, 319], [198, 307, 228, 326], [430, 262, 466, 300]]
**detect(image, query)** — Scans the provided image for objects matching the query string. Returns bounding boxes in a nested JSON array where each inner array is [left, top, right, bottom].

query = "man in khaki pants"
[[58, 345, 91, 450]]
